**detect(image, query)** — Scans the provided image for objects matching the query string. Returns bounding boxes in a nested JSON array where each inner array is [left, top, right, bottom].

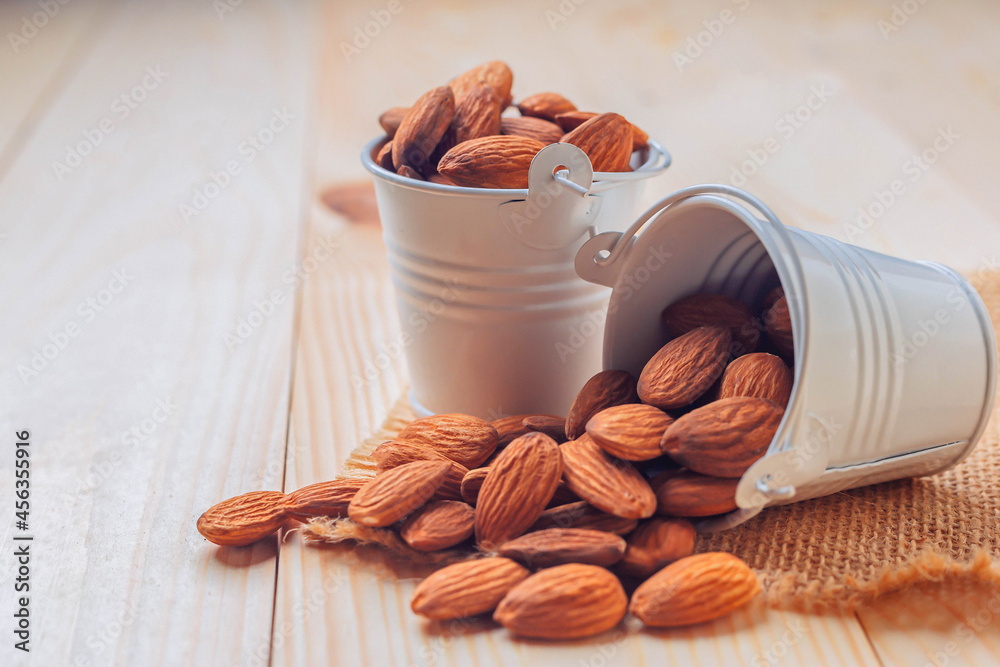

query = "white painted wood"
[[0, 1, 319, 665]]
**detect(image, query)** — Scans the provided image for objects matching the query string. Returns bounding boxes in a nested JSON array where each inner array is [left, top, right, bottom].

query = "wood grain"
[[0, 1, 318, 664]]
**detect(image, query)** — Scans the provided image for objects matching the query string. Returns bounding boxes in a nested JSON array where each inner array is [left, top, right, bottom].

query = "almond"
[[197, 491, 287, 546], [760, 285, 784, 313], [521, 414, 567, 442], [554, 111, 648, 150], [494, 563, 627, 639], [450, 80, 503, 145], [529, 501, 638, 535], [565, 369, 640, 440], [629, 553, 760, 627], [450, 60, 513, 107], [438, 136, 545, 189], [400, 500, 475, 551], [490, 414, 533, 448], [411, 557, 530, 620], [371, 440, 468, 501], [497, 528, 626, 568], [500, 116, 564, 144], [654, 470, 739, 517], [427, 171, 457, 186], [397, 164, 424, 180], [560, 112, 633, 172], [392, 86, 455, 170], [637, 325, 732, 410], [516, 92, 577, 122], [617, 517, 696, 578], [546, 481, 580, 508], [460, 467, 490, 505], [662, 293, 760, 356], [660, 397, 783, 478], [718, 352, 793, 408], [585, 403, 674, 461], [378, 106, 408, 139], [347, 460, 450, 527], [397, 413, 499, 468], [764, 295, 794, 359], [559, 435, 656, 519], [282, 478, 366, 522], [375, 141, 394, 170], [474, 433, 563, 550]]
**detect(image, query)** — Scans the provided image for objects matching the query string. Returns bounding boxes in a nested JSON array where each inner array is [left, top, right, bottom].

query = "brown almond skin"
[[522, 414, 567, 442], [554, 111, 649, 150], [197, 491, 288, 547], [450, 60, 513, 107], [490, 414, 533, 448], [719, 353, 793, 408], [371, 440, 468, 501], [586, 403, 674, 461], [411, 557, 529, 620], [662, 294, 760, 356], [450, 80, 503, 145], [516, 92, 577, 122], [760, 285, 785, 313], [393, 86, 455, 170], [529, 501, 638, 535], [475, 433, 563, 550], [630, 553, 760, 627], [765, 296, 795, 360], [282, 479, 366, 522], [375, 141, 394, 170], [397, 164, 425, 181], [660, 397, 784, 478], [460, 467, 490, 505], [347, 460, 450, 527], [396, 414, 499, 469], [617, 518, 696, 578], [378, 106, 408, 139], [560, 112, 633, 172], [637, 325, 732, 410], [559, 435, 656, 519], [438, 136, 545, 189], [654, 470, 739, 517], [400, 500, 475, 552], [500, 116, 564, 144], [498, 528, 626, 568], [565, 369, 640, 440], [494, 564, 627, 639]]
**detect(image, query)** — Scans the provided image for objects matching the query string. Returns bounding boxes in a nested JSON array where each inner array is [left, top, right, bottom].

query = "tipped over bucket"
[[362, 137, 671, 418]]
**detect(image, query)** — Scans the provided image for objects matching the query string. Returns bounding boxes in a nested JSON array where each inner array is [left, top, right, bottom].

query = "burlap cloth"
[[306, 275, 1000, 611]]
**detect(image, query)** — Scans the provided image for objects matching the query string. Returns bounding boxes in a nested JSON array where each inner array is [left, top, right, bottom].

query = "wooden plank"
[[0, 1, 319, 664], [858, 583, 1000, 667], [0, 0, 105, 162]]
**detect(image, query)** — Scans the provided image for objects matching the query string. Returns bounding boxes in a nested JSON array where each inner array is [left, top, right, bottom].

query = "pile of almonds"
[[197, 286, 794, 638], [374, 60, 648, 188]]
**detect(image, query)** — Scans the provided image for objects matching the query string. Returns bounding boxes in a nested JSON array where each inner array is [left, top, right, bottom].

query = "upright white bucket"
[[576, 185, 998, 530], [362, 138, 671, 418]]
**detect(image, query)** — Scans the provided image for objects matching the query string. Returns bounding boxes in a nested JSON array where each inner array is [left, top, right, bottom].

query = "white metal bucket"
[[361, 137, 671, 418], [576, 185, 998, 530]]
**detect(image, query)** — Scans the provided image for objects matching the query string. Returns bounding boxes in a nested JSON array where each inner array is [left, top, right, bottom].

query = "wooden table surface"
[[3, 0, 1000, 665]]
